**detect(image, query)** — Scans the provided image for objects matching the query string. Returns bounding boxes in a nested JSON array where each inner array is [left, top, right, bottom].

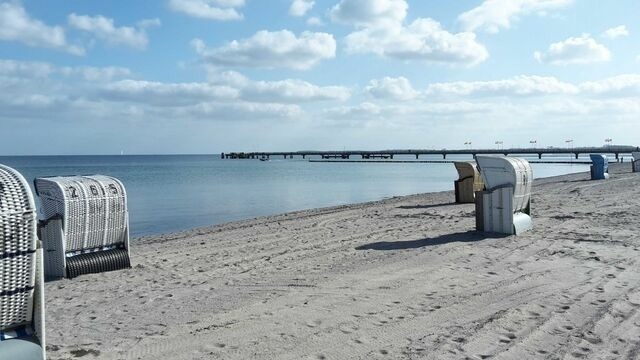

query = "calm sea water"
[[0, 155, 591, 237]]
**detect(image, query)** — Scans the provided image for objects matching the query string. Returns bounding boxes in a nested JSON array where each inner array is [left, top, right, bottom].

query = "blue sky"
[[1, 0, 639, 154]]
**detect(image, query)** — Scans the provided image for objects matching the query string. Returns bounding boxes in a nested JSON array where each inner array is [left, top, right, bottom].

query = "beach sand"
[[45, 164, 640, 359]]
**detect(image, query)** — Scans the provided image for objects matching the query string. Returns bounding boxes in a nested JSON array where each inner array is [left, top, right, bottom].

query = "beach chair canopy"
[[632, 152, 640, 173], [453, 161, 484, 203], [474, 156, 533, 235], [476, 156, 532, 213], [35, 175, 131, 279], [0, 164, 45, 360], [589, 154, 609, 180]]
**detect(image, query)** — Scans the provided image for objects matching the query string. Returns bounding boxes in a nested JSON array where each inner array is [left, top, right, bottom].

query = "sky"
[[1, 0, 639, 155]]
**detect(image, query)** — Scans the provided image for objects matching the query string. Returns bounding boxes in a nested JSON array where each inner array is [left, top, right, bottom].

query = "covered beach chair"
[[453, 161, 484, 203], [632, 152, 640, 173], [35, 175, 131, 279], [589, 154, 609, 180], [0, 164, 45, 360], [474, 156, 533, 235]]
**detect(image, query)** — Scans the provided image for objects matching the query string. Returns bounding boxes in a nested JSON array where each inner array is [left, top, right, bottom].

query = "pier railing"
[[222, 146, 640, 160]]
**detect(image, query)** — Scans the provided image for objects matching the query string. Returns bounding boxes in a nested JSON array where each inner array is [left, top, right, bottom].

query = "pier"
[[221, 146, 639, 161]]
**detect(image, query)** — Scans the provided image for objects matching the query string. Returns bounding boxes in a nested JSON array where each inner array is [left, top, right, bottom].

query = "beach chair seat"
[[453, 161, 484, 203], [35, 175, 131, 279], [632, 152, 640, 173], [589, 154, 609, 180], [0, 164, 45, 360], [474, 156, 533, 235]]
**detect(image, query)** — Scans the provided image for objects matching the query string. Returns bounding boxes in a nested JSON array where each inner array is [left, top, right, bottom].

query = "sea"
[[0, 154, 592, 237]]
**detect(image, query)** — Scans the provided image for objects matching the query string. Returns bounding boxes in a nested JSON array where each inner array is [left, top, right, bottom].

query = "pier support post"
[[538, 153, 542, 159], [415, 154, 419, 159], [390, 154, 394, 159], [221, 152, 225, 159], [442, 154, 446, 159], [615, 153, 619, 160], [575, 153, 579, 159], [303, 154, 306, 159]]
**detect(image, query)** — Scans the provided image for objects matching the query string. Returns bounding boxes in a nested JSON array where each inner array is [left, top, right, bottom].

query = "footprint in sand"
[[306, 320, 322, 328]]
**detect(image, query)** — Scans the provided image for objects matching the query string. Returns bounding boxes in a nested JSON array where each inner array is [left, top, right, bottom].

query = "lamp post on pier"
[[565, 139, 574, 161]]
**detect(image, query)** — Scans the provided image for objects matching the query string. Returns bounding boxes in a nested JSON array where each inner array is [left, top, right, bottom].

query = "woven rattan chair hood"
[[35, 175, 131, 279], [0, 164, 45, 360]]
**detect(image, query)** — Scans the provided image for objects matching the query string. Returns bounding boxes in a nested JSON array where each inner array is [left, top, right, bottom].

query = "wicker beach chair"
[[474, 156, 533, 235], [632, 152, 640, 173], [0, 164, 46, 360], [453, 161, 484, 204], [35, 175, 131, 279], [589, 154, 610, 180]]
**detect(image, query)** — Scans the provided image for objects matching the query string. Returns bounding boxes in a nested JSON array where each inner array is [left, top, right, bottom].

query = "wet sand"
[[45, 164, 640, 359]]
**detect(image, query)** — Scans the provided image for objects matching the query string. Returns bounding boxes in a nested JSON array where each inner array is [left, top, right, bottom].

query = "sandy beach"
[[44, 164, 640, 360]]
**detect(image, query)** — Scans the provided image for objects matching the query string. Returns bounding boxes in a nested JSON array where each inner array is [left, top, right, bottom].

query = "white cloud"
[[330, 0, 407, 26], [579, 74, 640, 96], [0, 59, 54, 77], [330, 0, 488, 66], [365, 76, 419, 100], [101, 79, 239, 106], [289, 0, 314, 17], [0, 59, 130, 81], [243, 79, 350, 102], [207, 70, 351, 102], [60, 66, 132, 81], [534, 34, 611, 65], [168, 0, 245, 21], [192, 30, 336, 70], [0, 2, 84, 55], [345, 18, 488, 66], [68, 14, 159, 50], [306, 17, 324, 26], [426, 75, 579, 96], [602, 25, 629, 39], [458, 0, 573, 33]]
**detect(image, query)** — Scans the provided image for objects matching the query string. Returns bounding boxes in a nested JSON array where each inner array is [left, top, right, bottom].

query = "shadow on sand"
[[355, 230, 506, 251], [396, 202, 459, 210]]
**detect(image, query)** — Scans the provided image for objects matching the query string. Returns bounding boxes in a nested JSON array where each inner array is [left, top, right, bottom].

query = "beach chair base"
[[66, 248, 131, 279], [476, 186, 532, 235]]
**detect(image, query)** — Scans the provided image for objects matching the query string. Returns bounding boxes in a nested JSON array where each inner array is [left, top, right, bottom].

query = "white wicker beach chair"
[[453, 161, 484, 204], [632, 152, 640, 173], [35, 175, 131, 279], [474, 156, 533, 235], [0, 164, 46, 360]]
